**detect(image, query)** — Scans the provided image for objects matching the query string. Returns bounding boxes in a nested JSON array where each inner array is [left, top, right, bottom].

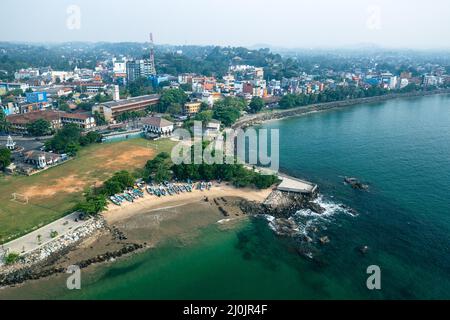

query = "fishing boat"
[[127, 191, 138, 199], [110, 196, 121, 206], [133, 189, 144, 198], [122, 193, 134, 202]]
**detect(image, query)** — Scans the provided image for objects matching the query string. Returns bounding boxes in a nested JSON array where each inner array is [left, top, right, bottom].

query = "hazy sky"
[[2, 0, 450, 49]]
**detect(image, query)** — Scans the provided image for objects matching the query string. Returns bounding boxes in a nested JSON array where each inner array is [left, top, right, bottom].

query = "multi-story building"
[[7, 110, 63, 133], [126, 60, 156, 83], [0, 82, 30, 95], [59, 113, 96, 130], [92, 94, 160, 122], [75, 82, 108, 93], [6, 110, 96, 133], [14, 68, 40, 80], [184, 101, 202, 116], [423, 75, 443, 87]]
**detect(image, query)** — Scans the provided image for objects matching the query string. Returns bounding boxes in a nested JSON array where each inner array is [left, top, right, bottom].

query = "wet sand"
[[0, 185, 271, 299]]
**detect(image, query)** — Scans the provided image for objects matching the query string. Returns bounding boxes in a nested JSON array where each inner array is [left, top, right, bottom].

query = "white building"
[[14, 68, 40, 80], [205, 120, 221, 136], [400, 78, 409, 89], [49, 71, 74, 83], [113, 62, 127, 74], [141, 116, 174, 136]]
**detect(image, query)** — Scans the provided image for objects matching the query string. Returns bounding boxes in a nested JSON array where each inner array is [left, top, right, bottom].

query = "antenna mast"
[[149, 33, 156, 76]]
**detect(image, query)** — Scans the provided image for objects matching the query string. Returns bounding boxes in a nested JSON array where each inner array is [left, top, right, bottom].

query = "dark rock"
[[359, 245, 369, 254], [319, 236, 330, 245], [344, 177, 369, 191]]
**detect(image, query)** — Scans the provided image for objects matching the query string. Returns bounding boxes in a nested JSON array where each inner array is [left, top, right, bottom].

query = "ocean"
[[3, 94, 450, 300]]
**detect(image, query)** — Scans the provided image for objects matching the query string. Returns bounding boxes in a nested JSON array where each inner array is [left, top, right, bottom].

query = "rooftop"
[[101, 94, 160, 109], [141, 116, 174, 128], [7, 110, 91, 124], [7, 110, 61, 124]]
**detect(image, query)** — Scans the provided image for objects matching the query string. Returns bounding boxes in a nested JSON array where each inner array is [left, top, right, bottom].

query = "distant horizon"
[[1, 40, 450, 53], [2, 0, 450, 50]]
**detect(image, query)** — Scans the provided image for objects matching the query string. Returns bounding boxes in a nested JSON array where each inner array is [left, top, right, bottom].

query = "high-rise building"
[[126, 59, 156, 83], [126, 60, 141, 83]]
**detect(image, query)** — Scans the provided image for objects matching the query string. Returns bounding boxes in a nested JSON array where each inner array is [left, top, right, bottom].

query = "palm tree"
[[0, 110, 10, 133]]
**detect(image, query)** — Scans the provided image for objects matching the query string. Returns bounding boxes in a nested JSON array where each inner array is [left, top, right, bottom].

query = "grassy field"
[[0, 138, 176, 244]]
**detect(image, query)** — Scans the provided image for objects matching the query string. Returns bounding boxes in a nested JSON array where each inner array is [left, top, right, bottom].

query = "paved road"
[[0, 135, 45, 152], [1, 212, 89, 256]]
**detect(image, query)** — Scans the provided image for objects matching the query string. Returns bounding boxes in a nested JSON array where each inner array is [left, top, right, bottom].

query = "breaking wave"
[[262, 194, 357, 248]]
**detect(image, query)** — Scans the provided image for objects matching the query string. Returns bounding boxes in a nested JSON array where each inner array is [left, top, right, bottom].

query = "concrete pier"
[[277, 174, 318, 194], [244, 165, 318, 195]]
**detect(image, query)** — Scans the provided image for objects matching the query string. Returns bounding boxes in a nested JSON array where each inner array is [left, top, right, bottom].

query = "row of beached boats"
[[109, 185, 145, 206], [109, 180, 213, 206], [146, 181, 193, 197]]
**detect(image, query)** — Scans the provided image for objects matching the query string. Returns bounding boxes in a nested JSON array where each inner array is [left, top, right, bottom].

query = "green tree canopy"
[[0, 147, 12, 171], [157, 88, 188, 113], [194, 110, 213, 124], [76, 193, 108, 216], [212, 97, 246, 126], [102, 170, 135, 196], [0, 110, 10, 132], [248, 97, 265, 114], [26, 119, 51, 136], [93, 111, 107, 126], [46, 123, 82, 154], [144, 152, 173, 183], [77, 102, 94, 112]]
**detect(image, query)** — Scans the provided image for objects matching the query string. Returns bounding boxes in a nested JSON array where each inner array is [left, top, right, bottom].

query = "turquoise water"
[[5, 94, 450, 299]]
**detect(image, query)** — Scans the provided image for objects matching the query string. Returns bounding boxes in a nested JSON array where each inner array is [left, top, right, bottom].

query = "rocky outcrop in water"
[[344, 177, 369, 191], [240, 190, 323, 218]]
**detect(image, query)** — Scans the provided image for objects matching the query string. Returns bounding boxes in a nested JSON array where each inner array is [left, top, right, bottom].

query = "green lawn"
[[0, 138, 176, 244]]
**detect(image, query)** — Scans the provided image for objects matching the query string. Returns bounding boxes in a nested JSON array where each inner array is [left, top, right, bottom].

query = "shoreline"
[[0, 184, 274, 290], [233, 89, 450, 130]]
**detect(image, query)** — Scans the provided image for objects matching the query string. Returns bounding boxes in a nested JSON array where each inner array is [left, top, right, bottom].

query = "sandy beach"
[[103, 183, 272, 225]]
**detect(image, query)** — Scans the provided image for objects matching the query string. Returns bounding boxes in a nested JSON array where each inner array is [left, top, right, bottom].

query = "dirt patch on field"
[[92, 145, 154, 171], [22, 175, 88, 198], [18, 144, 155, 200]]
